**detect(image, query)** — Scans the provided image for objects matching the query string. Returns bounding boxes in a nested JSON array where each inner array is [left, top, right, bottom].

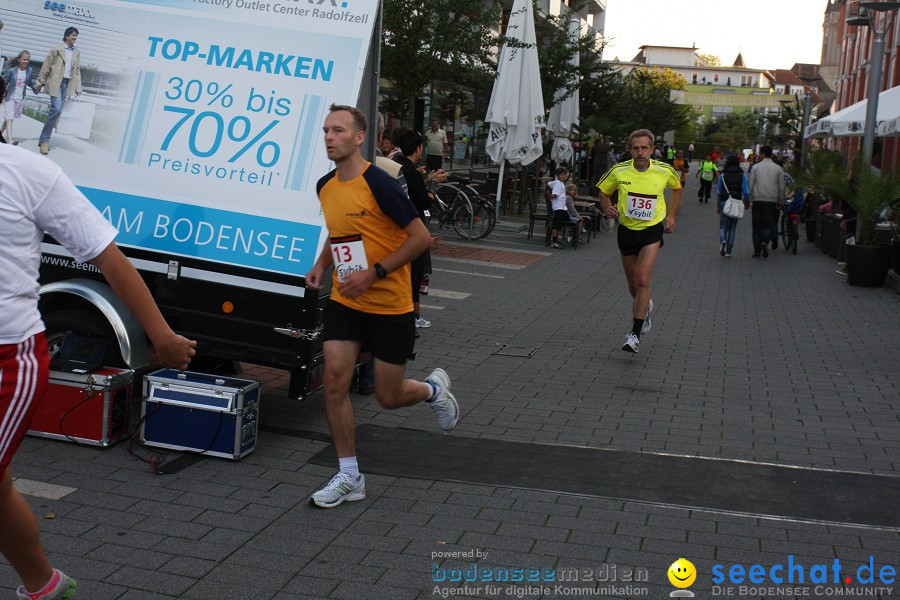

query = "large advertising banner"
[[3, 0, 379, 277]]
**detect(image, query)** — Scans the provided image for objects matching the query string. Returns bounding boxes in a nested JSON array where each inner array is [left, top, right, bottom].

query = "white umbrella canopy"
[[806, 85, 900, 138], [546, 17, 580, 164], [485, 0, 545, 167]]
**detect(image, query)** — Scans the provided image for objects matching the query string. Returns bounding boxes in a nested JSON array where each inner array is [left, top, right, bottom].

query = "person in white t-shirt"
[[423, 119, 448, 172], [0, 143, 197, 600], [547, 166, 570, 248], [1, 51, 33, 146]]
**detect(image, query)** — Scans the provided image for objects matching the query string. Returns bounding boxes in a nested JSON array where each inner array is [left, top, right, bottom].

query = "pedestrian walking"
[[305, 105, 459, 509], [748, 145, 784, 258], [34, 27, 81, 155], [716, 155, 750, 258], [596, 129, 682, 354], [1, 51, 33, 146], [0, 143, 196, 600]]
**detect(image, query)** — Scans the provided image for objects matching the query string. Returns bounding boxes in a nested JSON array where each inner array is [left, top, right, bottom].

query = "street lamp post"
[[846, 1, 899, 239], [848, 1, 900, 164], [799, 91, 812, 170]]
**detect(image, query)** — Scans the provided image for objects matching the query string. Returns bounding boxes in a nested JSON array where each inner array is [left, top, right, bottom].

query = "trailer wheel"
[[42, 309, 127, 368]]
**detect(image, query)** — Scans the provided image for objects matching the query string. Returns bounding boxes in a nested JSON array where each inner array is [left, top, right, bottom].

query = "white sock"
[[338, 457, 360, 479]]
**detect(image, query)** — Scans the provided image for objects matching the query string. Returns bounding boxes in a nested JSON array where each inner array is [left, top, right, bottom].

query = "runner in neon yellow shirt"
[[596, 129, 682, 354], [696, 153, 718, 203]]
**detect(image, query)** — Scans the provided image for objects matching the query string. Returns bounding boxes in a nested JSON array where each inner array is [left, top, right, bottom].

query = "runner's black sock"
[[632, 319, 644, 338]]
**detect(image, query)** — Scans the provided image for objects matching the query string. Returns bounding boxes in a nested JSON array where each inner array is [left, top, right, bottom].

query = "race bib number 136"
[[625, 192, 657, 221], [330, 234, 368, 281]]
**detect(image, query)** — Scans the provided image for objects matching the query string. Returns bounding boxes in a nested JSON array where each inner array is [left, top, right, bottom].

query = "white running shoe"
[[16, 569, 76, 600], [622, 332, 640, 353], [426, 368, 459, 432], [641, 299, 653, 335], [415, 317, 432, 328], [310, 472, 366, 508]]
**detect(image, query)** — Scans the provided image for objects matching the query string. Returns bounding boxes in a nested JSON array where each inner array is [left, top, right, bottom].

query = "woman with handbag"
[[716, 154, 749, 258]]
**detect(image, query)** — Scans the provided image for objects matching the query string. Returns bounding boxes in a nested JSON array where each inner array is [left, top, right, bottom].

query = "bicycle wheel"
[[780, 214, 790, 251], [452, 195, 492, 240], [466, 200, 495, 240], [434, 185, 460, 230], [789, 218, 799, 254]]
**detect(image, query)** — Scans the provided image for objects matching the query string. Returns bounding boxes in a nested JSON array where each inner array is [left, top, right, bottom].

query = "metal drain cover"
[[492, 345, 538, 357]]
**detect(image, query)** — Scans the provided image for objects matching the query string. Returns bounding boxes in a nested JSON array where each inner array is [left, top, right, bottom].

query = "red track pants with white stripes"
[[0, 333, 49, 473]]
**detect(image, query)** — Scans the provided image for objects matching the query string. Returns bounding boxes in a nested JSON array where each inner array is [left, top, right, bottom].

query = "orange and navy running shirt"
[[316, 163, 419, 315]]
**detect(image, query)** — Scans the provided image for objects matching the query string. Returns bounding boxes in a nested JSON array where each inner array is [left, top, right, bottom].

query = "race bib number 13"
[[625, 192, 656, 221], [330, 234, 368, 281]]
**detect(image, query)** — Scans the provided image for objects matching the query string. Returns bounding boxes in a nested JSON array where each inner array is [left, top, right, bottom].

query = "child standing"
[[547, 166, 569, 248], [1, 51, 33, 146]]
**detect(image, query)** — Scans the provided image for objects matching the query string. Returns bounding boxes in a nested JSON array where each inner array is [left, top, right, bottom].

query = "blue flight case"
[[140, 369, 260, 460]]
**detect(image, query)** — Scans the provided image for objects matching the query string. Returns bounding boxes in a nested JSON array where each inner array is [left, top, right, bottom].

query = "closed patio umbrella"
[[546, 17, 580, 165], [484, 0, 544, 219]]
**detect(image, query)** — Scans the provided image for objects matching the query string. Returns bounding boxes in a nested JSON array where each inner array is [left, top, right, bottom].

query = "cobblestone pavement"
[[3, 173, 898, 599]]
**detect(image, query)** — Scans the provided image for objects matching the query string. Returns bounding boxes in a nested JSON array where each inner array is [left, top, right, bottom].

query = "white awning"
[[805, 85, 900, 138]]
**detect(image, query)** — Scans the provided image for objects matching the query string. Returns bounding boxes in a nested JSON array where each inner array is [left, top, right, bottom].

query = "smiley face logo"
[[668, 558, 696, 588]]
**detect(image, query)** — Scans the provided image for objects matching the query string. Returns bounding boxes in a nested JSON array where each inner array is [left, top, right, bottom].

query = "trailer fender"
[[39, 279, 150, 368]]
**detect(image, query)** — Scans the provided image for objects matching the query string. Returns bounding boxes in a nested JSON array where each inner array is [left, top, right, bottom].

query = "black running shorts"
[[323, 300, 416, 364], [617, 221, 664, 256], [551, 209, 571, 230]]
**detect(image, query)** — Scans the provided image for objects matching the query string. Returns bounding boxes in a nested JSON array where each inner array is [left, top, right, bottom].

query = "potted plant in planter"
[[822, 157, 900, 287], [791, 148, 846, 244]]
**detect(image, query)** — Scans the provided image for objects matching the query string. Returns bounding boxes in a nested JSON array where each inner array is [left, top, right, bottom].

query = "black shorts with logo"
[[617, 222, 665, 256], [323, 300, 416, 365]]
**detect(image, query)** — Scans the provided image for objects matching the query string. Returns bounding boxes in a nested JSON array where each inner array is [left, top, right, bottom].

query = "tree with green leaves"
[[580, 67, 689, 144], [533, 8, 608, 111], [381, 0, 503, 123], [697, 53, 721, 67], [703, 112, 763, 151]]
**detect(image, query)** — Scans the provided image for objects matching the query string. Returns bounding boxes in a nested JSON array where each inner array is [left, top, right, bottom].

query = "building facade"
[[608, 45, 812, 142], [829, 0, 900, 170]]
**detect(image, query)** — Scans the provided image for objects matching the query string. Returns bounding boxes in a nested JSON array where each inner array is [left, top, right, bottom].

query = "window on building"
[[692, 73, 698, 84], [741, 75, 753, 87], [712, 106, 732, 120], [714, 73, 719, 83]]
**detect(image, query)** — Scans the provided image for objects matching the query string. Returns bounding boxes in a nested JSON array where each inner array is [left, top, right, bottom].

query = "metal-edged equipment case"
[[141, 369, 260, 460], [28, 368, 135, 447]]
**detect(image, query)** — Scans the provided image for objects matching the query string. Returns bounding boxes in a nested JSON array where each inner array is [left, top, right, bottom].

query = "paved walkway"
[[3, 173, 898, 599]]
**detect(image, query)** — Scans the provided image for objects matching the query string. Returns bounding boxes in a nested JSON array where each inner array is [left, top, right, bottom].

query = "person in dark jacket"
[[392, 129, 444, 328], [715, 154, 750, 257]]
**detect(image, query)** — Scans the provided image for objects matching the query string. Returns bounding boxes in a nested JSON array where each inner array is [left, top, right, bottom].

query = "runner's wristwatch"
[[374, 263, 387, 279]]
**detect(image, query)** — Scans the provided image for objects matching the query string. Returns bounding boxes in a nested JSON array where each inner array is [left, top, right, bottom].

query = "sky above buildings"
[[602, 0, 827, 71]]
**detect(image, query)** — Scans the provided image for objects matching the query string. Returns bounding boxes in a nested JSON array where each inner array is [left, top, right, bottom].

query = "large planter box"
[[847, 244, 892, 287], [820, 214, 842, 258]]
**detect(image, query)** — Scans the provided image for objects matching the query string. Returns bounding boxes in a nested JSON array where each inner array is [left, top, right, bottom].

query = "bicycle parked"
[[429, 174, 496, 240], [779, 187, 805, 255]]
